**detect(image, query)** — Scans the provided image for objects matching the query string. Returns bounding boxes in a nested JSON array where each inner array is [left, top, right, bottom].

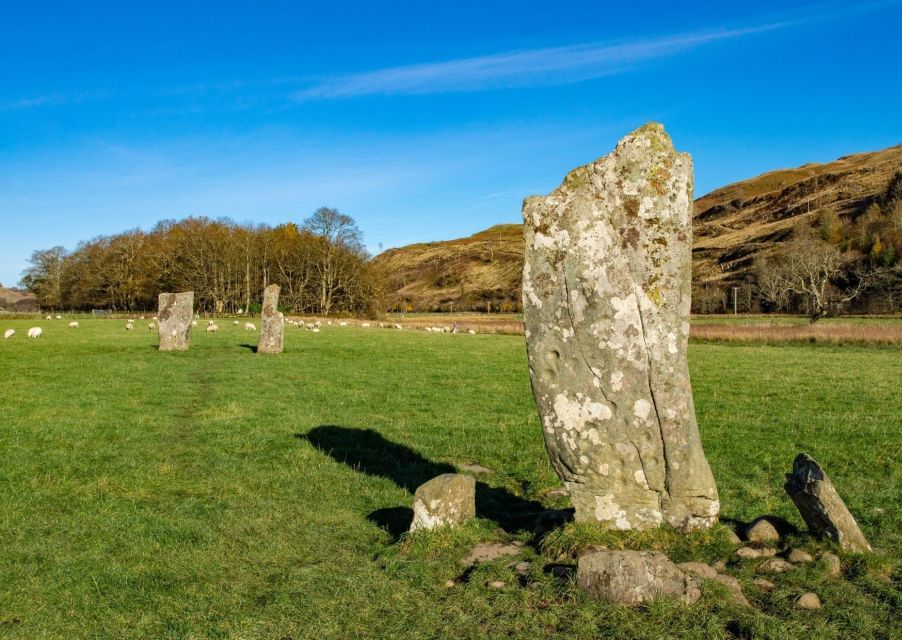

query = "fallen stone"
[[257, 284, 284, 354], [409, 474, 476, 533], [745, 518, 781, 544], [577, 550, 700, 606], [794, 592, 822, 610], [753, 578, 775, 591], [458, 463, 492, 475], [488, 580, 506, 589], [784, 453, 871, 552], [522, 123, 719, 531], [678, 562, 749, 606], [459, 541, 520, 567], [736, 547, 763, 559], [756, 558, 795, 574], [157, 291, 194, 351], [820, 552, 842, 578], [784, 548, 814, 564]]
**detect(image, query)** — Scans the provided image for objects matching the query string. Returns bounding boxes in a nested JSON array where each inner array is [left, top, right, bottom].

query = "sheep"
[[191, 320, 198, 327], [233, 320, 240, 326], [147, 322, 155, 330], [27, 327, 43, 338], [208, 319, 216, 326], [338, 321, 347, 326], [468, 329, 476, 335], [361, 322, 371, 328], [394, 324, 403, 330], [45, 315, 52, 321], [68, 321, 79, 328], [3, 329, 14, 339], [55, 315, 62, 320], [206, 323, 218, 333], [310, 327, 320, 333], [244, 322, 256, 331], [125, 323, 134, 331]]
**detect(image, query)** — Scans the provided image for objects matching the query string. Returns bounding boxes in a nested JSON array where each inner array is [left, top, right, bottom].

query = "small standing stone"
[[784, 453, 871, 552], [794, 592, 822, 610], [577, 550, 700, 606], [820, 552, 842, 578], [157, 292, 194, 351], [409, 474, 476, 532], [257, 284, 285, 354]]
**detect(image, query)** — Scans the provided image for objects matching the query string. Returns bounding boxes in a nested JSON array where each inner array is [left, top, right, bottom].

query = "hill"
[[373, 145, 902, 311], [0, 286, 37, 312]]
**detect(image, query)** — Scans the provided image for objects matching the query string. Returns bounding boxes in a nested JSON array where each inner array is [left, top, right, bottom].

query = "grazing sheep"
[[468, 329, 476, 335], [310, 327, 320, 333], [208, 319, 216, 326], [68, 321, 79, 328], [125, 323, 134, 331], [147, 322, 155, 330], [338, 321, 347, 326], [233, 320, 240, 326], [244, 322, 256, 331], [327, 321, 333, 326], [191, 320, 198, 327], [206, 323, 218, 333], [361, 322, 370, 328], [55, 315, 62, 320], [152, 316, 158, 321], [3, 329, 14, 339], [27, 327, 43, 338], [45, 315, 52, 321]]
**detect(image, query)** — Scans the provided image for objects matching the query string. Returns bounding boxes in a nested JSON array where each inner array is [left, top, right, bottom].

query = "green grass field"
[[0, 319, 899, 639]]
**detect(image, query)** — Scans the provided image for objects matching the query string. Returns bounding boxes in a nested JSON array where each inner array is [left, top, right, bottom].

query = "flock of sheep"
[[3, 315, 480, 340]]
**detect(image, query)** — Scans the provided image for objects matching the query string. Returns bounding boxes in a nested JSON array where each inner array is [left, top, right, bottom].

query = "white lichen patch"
[[633, 399, 652, 421]]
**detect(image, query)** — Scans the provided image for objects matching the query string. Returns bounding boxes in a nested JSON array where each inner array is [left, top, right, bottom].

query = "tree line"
[[20, 207, 384, 316]]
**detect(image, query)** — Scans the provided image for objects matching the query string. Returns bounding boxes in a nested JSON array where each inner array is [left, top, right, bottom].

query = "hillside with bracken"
[[372, 144, 902, 312]]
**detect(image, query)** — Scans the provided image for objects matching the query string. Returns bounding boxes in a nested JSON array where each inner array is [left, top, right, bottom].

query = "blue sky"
[[1, 0, 900, 287]]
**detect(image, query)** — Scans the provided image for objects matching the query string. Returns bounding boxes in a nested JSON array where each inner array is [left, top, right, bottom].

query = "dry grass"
[[690, 322, 902, 345]]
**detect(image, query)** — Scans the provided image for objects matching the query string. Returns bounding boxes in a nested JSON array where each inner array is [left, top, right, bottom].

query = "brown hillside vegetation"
[[0, 286, 37, 312], [373, 144, 902, 311]]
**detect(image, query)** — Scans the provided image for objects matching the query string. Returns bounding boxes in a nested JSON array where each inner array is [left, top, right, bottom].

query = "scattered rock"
[[712, 560, 727, 572], [784, 453, 871, 552], [511, 561, 532, 576], [577, 550, 701, 606], [794, 592, 822, 610], [736, 547, 763, 559], [756, 558, 795, 574], [460, 542, 521, 567], [725, 529, 742, 545], [488, 580, 506, 589], [522, 123, 720, 531], [753, 578, 775, 591], [157, 291, 194, 351], [745, 518, 781, 544], [458, 463, 493, 475], [409, 474, 476, 532], [820, 552, 842, 578], [443, 580, 455, 588], [784, 548, 814, 564], [257, 284, 285, 354]]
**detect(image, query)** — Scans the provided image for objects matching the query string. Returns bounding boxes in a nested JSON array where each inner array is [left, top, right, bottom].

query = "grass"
[[0, 319, 899, 639]]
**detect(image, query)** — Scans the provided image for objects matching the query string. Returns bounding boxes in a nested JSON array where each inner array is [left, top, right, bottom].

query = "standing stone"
[[784, 453, 871, 552], [157, 291, 194, 351], [409, 473, 476, 532], [257, 284, 285, 354], [522, 123, 719, 530], [577, 550, 701, 606]]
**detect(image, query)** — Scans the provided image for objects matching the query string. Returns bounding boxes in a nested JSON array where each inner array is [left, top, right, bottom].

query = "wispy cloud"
[[293, 23, 784, 101]]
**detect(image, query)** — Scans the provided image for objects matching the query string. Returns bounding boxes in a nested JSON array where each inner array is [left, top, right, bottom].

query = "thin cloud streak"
[[293, 23, 785, 100]]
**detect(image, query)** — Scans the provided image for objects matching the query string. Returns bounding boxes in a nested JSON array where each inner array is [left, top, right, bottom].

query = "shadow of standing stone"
[[158, 291, 193, 351]]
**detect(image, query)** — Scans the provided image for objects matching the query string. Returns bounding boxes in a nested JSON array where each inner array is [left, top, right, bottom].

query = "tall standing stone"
[[258, 284, 285, 354], [522, 123, 719, 530], [158, 291, 194, 351]]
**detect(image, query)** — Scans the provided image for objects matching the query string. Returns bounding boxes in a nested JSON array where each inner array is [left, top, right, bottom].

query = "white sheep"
[[191, 320, 198, 327], [27, 327, 43, 338], [68, 321, 79, 328], [147, 322, 155, 330], [45, 315, 52, 321], [233, 320, 240, 326], [206, 323, 218, 333], [310, 327, 320, 333], [55, 315, 62, 320], [244, 322, 256, 331], [394, 324, 403, 330], [208, 319, 216, 326], [338, 321, 347, 326], [361, 322, 371, 328], [3, 329, 14, 339], [125, 323, 134, 331], [139, 315, 145, 320], [468, 329, 476, 335]]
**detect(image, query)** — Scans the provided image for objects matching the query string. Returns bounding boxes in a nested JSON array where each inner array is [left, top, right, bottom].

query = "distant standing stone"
[[157, 292, 193, 351], [577, 550, 700, 606], [522, 123, 719, 530], [409, 473, 476, 532], [257, 284, 285, 354], [784, 453, 871, 552]]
